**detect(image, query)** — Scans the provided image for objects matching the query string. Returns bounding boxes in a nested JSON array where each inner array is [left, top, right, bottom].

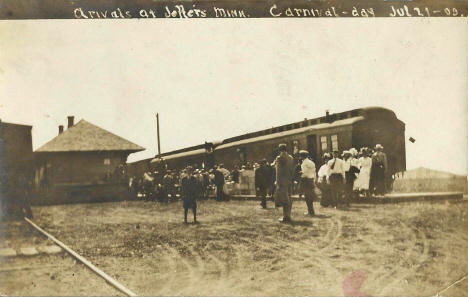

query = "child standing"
[[180, 166, 199, 224]]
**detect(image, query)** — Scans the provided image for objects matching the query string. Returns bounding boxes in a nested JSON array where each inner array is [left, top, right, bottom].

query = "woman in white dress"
[[318, 153, 332, 207], [354, 148, 372, 196]]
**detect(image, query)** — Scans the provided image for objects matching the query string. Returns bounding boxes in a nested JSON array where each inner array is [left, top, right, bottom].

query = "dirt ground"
[[1, 198, 467, 296]]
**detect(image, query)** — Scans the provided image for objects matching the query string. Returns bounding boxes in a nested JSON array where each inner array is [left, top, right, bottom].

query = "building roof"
[[216, 116, 364, 150], [36, 120, 145, 153], [396, 167, 466, 180], [0, 120, 32, 128]]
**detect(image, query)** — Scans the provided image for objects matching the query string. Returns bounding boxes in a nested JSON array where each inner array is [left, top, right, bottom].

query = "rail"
[[24, 217, 137, 297]]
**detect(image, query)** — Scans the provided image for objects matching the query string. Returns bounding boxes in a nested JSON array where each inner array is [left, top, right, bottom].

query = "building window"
[[331, 134, 338, 151], [104, 158, 111, 165], [320, 136, 328, 152]]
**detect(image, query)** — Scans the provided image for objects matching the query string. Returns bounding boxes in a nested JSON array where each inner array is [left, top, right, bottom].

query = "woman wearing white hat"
[[318, 153, 332, 207], [354, 148, 372, 197]]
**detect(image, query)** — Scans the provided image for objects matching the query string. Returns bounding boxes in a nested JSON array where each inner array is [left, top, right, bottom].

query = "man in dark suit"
[[370, 144, 387, 196], [275, 143, 294, 222], [214, 165, 226, 201], [255, 159, 271, 209], [162, 170, 175, 203], [293, 159, 303, 199], [180, 166, 199, 224]]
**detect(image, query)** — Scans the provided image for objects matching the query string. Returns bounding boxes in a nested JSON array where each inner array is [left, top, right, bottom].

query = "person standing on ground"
[[218, 164, 230, 180], [200, 169, 210, 200], [275, 143, 294, 222], [142, 171, 154, 200], [9, 169, 33, 219], [268, 162, 276, 200], [355, 148, 372, 197], [230, 165, 241, 195], [230, 166, 240, 184], [370, 144, 387, 196], [255, 159, 271, 209], [214, 165, 226, 201], [293, 159, 303, 199], [299, 150, 317, 216], [163, 170, 174, 203], [131, 175, 139, 196], [343, 150, 360, 206], [180, 166, 199, 224], [318, 153, 332, 207], [327, 149, 345, 208], [195, 169, 204, 200]]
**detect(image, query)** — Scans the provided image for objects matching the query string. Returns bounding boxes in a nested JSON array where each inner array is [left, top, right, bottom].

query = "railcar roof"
[[216, 116, 365, 150], [152, 148, 207, 162]]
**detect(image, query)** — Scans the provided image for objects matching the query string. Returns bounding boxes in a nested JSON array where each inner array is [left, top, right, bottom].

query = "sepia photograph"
[[0, 7, 467, 297]]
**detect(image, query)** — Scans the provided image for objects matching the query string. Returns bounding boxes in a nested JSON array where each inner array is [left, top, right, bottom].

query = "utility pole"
[[156, 113, 161, 158]]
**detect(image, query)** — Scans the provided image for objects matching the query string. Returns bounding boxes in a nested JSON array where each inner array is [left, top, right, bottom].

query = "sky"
[[0, 18, 467, 175]]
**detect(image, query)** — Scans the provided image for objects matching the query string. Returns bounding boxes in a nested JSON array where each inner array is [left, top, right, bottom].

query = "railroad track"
[[24, 218, 138, 297]]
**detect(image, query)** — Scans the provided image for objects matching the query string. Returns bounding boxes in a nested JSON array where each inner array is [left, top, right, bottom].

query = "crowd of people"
[[266, 143, 388, 222], [129, 163, 247, 204], [129, 143, 388, 223]]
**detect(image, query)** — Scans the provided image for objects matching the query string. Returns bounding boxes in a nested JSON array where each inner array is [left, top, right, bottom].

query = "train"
[[127, 106, 406, 179]]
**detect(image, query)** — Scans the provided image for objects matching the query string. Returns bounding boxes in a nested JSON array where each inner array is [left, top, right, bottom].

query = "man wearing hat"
[[268, 161, 276, 199], [275, 143, 295, 222], [370, 144, 387, 196], [255, 159, 271, 209], [142, 171, 154, 200], [299, 150, 317, 216], [180, 166, 199, 223], [293, 159, 304, 199], [327, 149, 345, 208], [214, 165, 227, 201]]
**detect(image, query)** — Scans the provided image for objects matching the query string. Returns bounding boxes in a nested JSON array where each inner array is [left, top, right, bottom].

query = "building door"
[[307, 134, 318, 164]]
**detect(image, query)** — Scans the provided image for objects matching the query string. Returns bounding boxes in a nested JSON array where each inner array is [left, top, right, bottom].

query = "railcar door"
[[205, 151, 214, 169], [271, 147, 279, 163], [307, 134, 318, 164]]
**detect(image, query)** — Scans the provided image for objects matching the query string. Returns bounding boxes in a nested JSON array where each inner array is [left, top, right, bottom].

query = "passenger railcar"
[[159, 141, 219, 172], [130, 107, 405, 178], [214, 107, 405, 175]]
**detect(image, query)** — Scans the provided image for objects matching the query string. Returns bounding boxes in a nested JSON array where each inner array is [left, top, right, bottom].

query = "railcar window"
[[320, 136, 328, 152], [104, 158, 110, 165], [331, 134, 338, 151]]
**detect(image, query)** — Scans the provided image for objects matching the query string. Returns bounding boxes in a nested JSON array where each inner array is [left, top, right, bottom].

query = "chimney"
[[67, 116, 74, 128], [326, 110, 330, 123], [59, 125, 64, 134]]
